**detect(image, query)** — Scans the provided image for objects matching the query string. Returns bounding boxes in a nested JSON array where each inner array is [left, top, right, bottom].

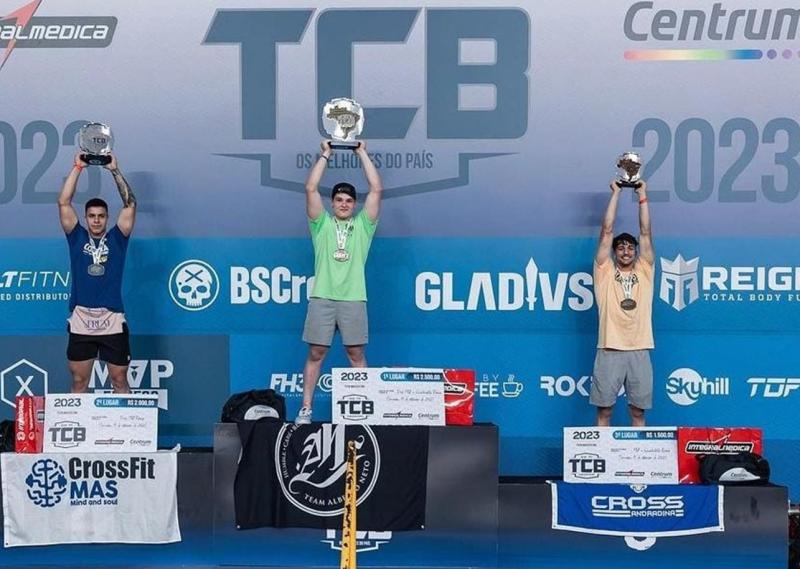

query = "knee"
[[71, 377, 90, 393], [308, 346, 328, 363], [345, 346, 365, 363], [109, 371, 130, 392], [628, 405, 645, 420], [597, 406, 613, 420]]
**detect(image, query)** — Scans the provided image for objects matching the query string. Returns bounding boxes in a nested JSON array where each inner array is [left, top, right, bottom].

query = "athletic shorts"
[[67, 323, 131, 366], [302, 298, 368, 347], [590, 348, 653, 410]]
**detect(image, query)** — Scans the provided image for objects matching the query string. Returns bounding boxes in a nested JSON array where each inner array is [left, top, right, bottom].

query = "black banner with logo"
[[234, 421, 428, 530]]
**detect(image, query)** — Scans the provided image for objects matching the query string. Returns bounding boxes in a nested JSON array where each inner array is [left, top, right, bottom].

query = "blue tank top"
[[66, 224, 129, 312]]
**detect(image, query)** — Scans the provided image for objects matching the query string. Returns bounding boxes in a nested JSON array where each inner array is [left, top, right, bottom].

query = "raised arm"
[[595, 181, 622, 266], [57, 154, 82, 233], [106, 155, 137, 237], [305, 141, 329, 220], [635, 181, 654, 264], [358, 141, 383, 223]]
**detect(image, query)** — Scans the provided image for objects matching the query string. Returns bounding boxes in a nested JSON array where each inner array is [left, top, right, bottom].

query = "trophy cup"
[[615, 151, 643, 188], [78, 122, 114, 166], [322, 98, 364, 150]]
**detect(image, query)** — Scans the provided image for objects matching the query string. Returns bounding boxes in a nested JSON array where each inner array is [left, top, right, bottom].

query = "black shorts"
[[67, 323, 131, 366]]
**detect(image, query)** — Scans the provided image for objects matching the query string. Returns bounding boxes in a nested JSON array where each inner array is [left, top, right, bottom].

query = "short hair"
[[612, 232, 638, 249], [331, 182, 357, 201], [85, 198, 108, 213]]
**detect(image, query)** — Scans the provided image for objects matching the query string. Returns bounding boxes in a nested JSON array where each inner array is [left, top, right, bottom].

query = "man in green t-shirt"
[[295, 140, 383, 424]]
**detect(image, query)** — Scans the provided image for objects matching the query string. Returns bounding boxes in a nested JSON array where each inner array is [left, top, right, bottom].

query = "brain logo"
[[25, 459, 68, 508]]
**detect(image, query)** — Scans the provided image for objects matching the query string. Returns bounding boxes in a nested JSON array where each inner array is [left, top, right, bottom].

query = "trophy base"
[[330, 141, 361, 151], [617, 180, 642, 188], [80, 153, 112, 166]]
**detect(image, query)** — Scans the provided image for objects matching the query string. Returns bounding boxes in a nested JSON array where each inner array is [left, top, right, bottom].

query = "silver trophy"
[[78, 122, 114, 166], [322, 98, 364, 150], [615, 151, 643, 188]]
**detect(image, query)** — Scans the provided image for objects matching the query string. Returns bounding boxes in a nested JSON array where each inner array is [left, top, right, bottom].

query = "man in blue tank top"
[[58, 153, 137, 393]]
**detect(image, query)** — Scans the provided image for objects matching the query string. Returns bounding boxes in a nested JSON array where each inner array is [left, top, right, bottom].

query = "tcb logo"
[[26, 459, 68, 508], [337, 394, 374, 421], [203, 7, 530, 195], [568, 453, 606, 479], [48, 421, 87, 448]]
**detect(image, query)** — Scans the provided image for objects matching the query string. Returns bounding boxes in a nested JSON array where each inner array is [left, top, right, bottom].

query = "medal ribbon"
[[334, 218, 353, 253]]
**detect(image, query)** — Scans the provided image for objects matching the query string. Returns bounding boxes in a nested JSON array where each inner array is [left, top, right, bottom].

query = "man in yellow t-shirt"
[[295, 140, 383, 424], [592, 179, 654, 426]]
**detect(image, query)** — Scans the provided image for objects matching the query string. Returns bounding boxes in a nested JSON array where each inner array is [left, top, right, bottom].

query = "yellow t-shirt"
[[594, 258, 654, 350]]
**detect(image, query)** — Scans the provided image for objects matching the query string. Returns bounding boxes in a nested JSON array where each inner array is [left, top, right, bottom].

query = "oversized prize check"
[[332, 367, 446, 426], [44, 393, 158, 453], [563, 426, 679, 484]]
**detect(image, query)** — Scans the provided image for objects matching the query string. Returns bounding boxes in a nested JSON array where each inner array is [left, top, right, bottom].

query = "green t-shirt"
[[309, 209, 377, 301]]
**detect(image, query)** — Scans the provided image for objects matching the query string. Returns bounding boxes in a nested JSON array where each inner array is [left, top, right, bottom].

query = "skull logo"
[[169, 260, 219, 311]]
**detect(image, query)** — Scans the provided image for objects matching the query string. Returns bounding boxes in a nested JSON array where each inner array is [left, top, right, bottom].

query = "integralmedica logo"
[[0, 0, 117, 72], [26, 458, 68, 507], [623, 2, 800, 62], [659, 253, 800, 311]]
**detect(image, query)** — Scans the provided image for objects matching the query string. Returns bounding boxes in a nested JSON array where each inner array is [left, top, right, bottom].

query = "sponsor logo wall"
[[0, 0, 798, 499], [0, 335, 229, 444]]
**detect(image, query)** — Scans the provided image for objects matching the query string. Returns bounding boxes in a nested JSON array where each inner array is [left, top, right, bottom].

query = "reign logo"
[[275, 423, 380, 517], [659, 255, 699, 311]]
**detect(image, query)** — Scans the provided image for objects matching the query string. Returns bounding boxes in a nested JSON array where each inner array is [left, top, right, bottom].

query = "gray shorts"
[[590, 349, 653, 410], [302, 298, 368, 347]]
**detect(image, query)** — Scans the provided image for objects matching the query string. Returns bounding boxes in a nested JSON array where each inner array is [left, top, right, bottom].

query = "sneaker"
[[295, 406, 312, 425]]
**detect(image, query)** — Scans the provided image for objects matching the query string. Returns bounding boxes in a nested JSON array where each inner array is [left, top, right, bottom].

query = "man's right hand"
[[609, 180, 622, 193], [320, 140, 332, 156], [73, 153, 86, 171]]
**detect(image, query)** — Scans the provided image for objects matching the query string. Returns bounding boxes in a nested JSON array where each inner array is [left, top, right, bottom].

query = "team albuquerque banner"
[[0, 0, 799, 497], [1, 449, 180, 547], [234, 421, 427, 530]]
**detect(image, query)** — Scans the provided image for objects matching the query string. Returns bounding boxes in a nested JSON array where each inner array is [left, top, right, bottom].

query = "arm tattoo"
[[111, 168, 137, 207]]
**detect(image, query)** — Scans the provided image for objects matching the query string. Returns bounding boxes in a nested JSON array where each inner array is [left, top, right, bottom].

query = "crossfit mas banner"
[[234, 421, 427, 530], [1, 450, 180, 547]]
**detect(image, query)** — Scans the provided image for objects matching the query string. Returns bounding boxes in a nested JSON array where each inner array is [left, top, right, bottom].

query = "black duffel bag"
[[0, 420, 15, 452], [220, 389, 286, 422], [699, 452, 770, 485]]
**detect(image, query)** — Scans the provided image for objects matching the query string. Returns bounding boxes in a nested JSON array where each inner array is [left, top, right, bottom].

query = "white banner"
[[332, 368, 445, 426], [563, 427, 678, 484], [1, 449, 180, 547], [43, 394, 158, 453]]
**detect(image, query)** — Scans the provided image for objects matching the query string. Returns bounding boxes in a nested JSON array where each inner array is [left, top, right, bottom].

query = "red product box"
[[15, 395, 45, 454], [444, 369, 475, 426], [677, 427, 763, 484]]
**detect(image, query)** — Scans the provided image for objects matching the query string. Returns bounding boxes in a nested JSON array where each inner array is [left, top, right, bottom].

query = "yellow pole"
[[340, 440, 358, 569]]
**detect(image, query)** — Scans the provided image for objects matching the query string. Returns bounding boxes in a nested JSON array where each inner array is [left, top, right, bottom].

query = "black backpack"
[[699, 452, 770, 485], [220, 389, 286, 423], [0, 420, 14, 452]]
